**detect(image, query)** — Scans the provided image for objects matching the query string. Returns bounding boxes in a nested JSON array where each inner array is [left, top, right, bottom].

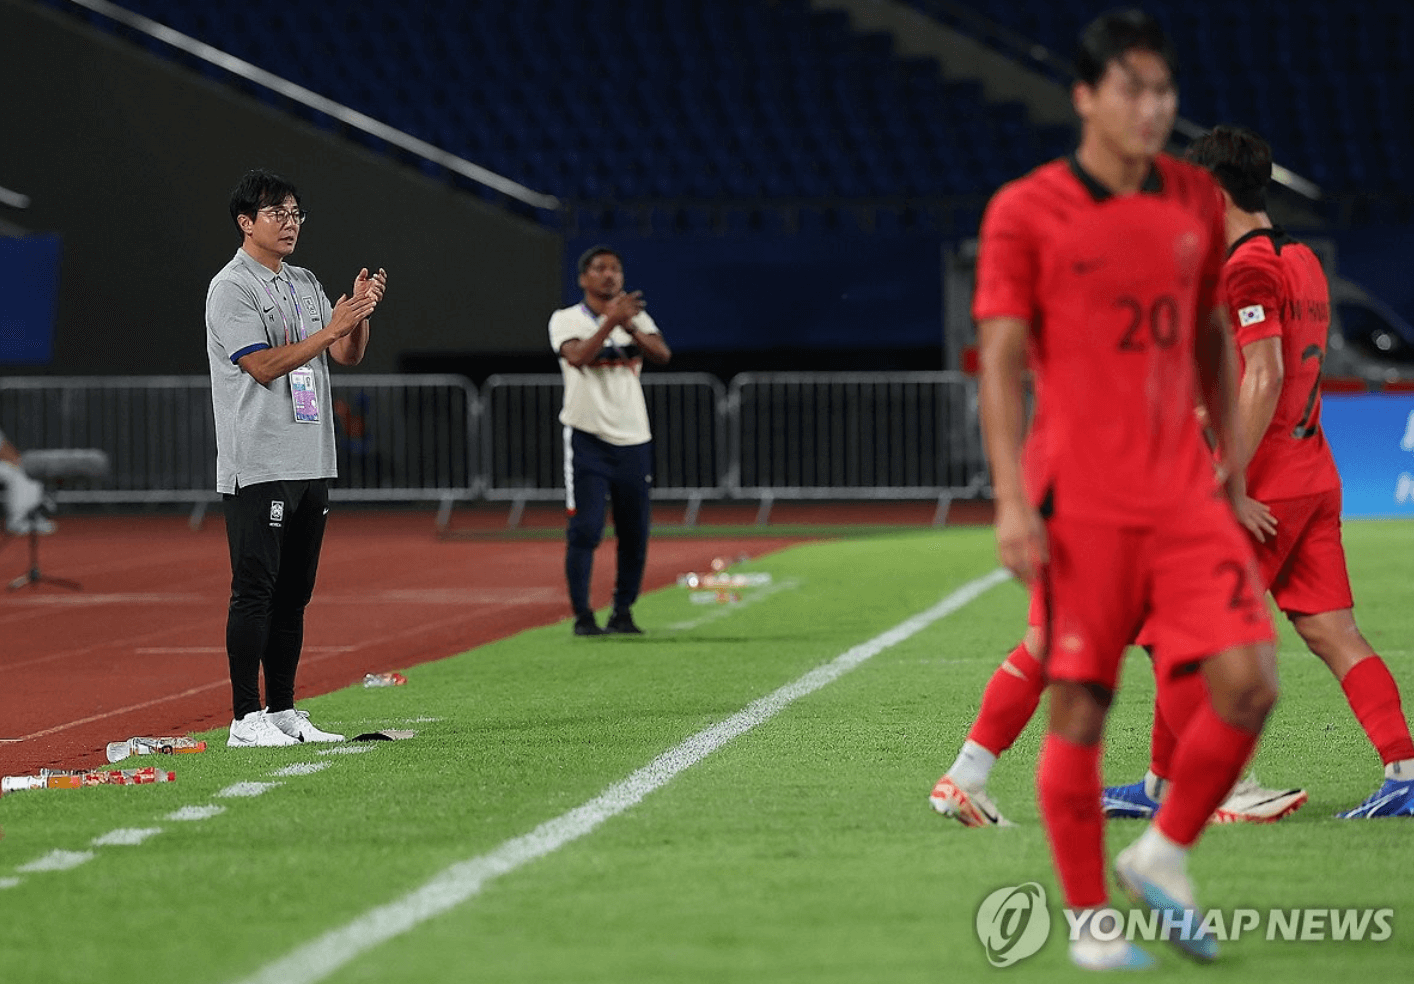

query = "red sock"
[[1156, 699, 1259, 847], [1037, 732, 1107, 908], [1340, 657, 1414, 766], [1151, 670, 1207, 780], [966, 643, 1045, 755], [1149, 700, 1177, 780]]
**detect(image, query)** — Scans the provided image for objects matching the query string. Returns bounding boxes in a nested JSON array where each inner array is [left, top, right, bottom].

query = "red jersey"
[[1226, 228, 1341, 501], [973, 154, 1228, 525]]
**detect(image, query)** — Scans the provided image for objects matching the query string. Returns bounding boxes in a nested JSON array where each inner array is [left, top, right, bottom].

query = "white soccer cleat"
[[227, 710, 300, 748], [928, 774, 1014, 827], [1210, 774, 1307, 824], [265, 708, 345, 743]]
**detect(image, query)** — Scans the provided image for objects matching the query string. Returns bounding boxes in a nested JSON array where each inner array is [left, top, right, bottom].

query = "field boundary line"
[[231, 567, 1011, 984]]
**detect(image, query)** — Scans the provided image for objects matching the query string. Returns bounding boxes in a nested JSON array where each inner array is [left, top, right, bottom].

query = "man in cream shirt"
[[549, 245, 671, 635]]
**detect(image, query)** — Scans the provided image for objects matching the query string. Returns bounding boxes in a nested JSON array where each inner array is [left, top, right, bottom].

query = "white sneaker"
[[1210, 774, 1307, 824], [227, 710, 300, 748], [265, 708, 344, 743], [928, 774, 1014, 827]]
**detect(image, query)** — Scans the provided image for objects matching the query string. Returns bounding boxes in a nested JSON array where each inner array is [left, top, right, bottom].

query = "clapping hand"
[[353, 267, 388, 305], [604, 289, 645, 329]]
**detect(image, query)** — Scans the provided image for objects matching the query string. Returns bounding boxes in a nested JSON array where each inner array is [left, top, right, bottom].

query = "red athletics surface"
[[0, 501, 981, 778]]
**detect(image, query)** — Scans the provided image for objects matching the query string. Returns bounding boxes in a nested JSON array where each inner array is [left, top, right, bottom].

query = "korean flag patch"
[[1238, 304, 1266, 327]]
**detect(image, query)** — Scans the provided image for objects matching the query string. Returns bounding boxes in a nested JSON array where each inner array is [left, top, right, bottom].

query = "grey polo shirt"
[[205, 248, 337, 494]]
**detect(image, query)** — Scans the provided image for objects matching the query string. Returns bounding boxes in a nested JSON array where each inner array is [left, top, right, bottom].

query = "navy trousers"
[[564, 427, 653, 618]]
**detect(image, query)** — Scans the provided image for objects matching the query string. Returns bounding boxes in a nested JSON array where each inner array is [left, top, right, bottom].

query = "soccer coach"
[[549, 245, 671, 636]]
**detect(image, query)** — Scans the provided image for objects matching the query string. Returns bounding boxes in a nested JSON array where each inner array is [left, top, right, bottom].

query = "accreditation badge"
[[290, 366, 320, 423]]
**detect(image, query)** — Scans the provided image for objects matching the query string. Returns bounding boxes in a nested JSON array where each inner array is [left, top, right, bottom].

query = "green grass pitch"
[[1, 522, 1411, 983]]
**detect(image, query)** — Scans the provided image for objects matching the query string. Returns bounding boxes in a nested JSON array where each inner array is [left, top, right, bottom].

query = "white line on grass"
[[233, 567, 1010, 984], [271, 763, 330, 777], [215, 782, 282, 798], [92, 828, 163, 847], [17, 850, 94, 873], [167, 805, 226, 821], [667, 577, 801, 631], [0, 877, 21, 890], [318, 746, 372, 755]]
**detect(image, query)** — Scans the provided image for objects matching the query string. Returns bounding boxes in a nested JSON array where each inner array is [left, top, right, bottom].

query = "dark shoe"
[[604, 610, 643, 634], [573, 613, 604, 636]]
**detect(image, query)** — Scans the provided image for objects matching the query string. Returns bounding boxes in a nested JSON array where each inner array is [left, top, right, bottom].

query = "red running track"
[[0, 509, 822, 777]]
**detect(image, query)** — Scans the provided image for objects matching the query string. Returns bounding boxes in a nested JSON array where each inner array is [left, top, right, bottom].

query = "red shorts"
[[1038, 495, 1275, 689], [1029, 584, 1157, 650], [1251, 488, 1354, 617]]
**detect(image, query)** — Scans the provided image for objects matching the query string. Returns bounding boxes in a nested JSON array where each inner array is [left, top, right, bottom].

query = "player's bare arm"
[[628, 323, 672, 365], [1231, 335, 1282, 540], [1194, 306, 1243, 501], [977, 315, 1046, 583], [331, 267, 387, 367], [238, 291, 377, 385]]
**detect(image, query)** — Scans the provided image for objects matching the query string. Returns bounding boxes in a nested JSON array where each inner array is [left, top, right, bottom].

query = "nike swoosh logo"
[[262, 305, 275, 314]]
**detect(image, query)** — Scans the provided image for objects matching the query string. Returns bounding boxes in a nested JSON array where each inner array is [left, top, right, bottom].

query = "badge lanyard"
[[262, 276, 320, 423], [261, 277, 308, 345]]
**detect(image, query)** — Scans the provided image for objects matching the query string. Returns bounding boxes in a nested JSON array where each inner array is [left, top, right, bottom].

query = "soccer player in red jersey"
[[968, 11, 1277, 968], [1101, 126, 1414, 820]]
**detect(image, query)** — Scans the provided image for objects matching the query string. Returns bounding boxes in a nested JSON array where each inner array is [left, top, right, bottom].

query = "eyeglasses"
[[259, 206, 309, 226]]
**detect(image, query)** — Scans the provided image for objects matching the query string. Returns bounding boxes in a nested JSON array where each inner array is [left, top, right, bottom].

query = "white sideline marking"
[[0, 877, 22, 890], [235, 568, 1009, 984], [92, 827, 163, 847], [318, 746, 371, 756], [18, 850, 94, 873], [167, 805, 226, 821], [667, 577, 801, 631], [215, 782, 283, 798], [271, 762, 330, 777]]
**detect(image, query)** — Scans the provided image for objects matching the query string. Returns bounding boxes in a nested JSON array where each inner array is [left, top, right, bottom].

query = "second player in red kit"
[[972, 10, 1277, 969]]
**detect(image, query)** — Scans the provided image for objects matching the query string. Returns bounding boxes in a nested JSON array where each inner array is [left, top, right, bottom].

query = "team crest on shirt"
[[1174, 230, 1201, 285], [1238, 304, 1267, 327]]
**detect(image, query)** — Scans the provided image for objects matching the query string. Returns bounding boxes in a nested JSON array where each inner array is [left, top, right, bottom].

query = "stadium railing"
[[727, 371, 989, 524], [479, 373, 727, 526], [1, 372, 989, 525], [0, 375, 478, 526]]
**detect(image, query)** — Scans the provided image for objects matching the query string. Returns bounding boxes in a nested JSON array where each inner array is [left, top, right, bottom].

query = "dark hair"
[[577, 245, 621, 275], [1075, 9, 1177, 87], [228, 168, 299, 233], [1185, 125, 1272, 213]]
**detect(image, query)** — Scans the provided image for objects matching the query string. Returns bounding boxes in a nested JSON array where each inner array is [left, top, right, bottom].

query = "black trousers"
[[223, 479, 329, 719], [564, 428, 653, 618]]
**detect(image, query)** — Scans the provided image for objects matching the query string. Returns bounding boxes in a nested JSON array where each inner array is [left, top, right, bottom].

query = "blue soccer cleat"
[[1114, 843, 1218, 963], [1335, 777, 1414, 819], [1103, 780, 1160, 820]]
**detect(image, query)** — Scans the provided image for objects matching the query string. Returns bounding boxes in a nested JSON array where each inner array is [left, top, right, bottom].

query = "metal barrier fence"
[[0, 375, 477, 520], [0, 376, 217, 503], [1, 372, 987, 523], [479, 373, 727, 522], [727, 371, 988, 522]]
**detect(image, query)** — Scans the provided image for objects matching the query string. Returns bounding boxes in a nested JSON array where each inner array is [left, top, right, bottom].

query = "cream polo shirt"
[[548, 303, 661, 447]]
